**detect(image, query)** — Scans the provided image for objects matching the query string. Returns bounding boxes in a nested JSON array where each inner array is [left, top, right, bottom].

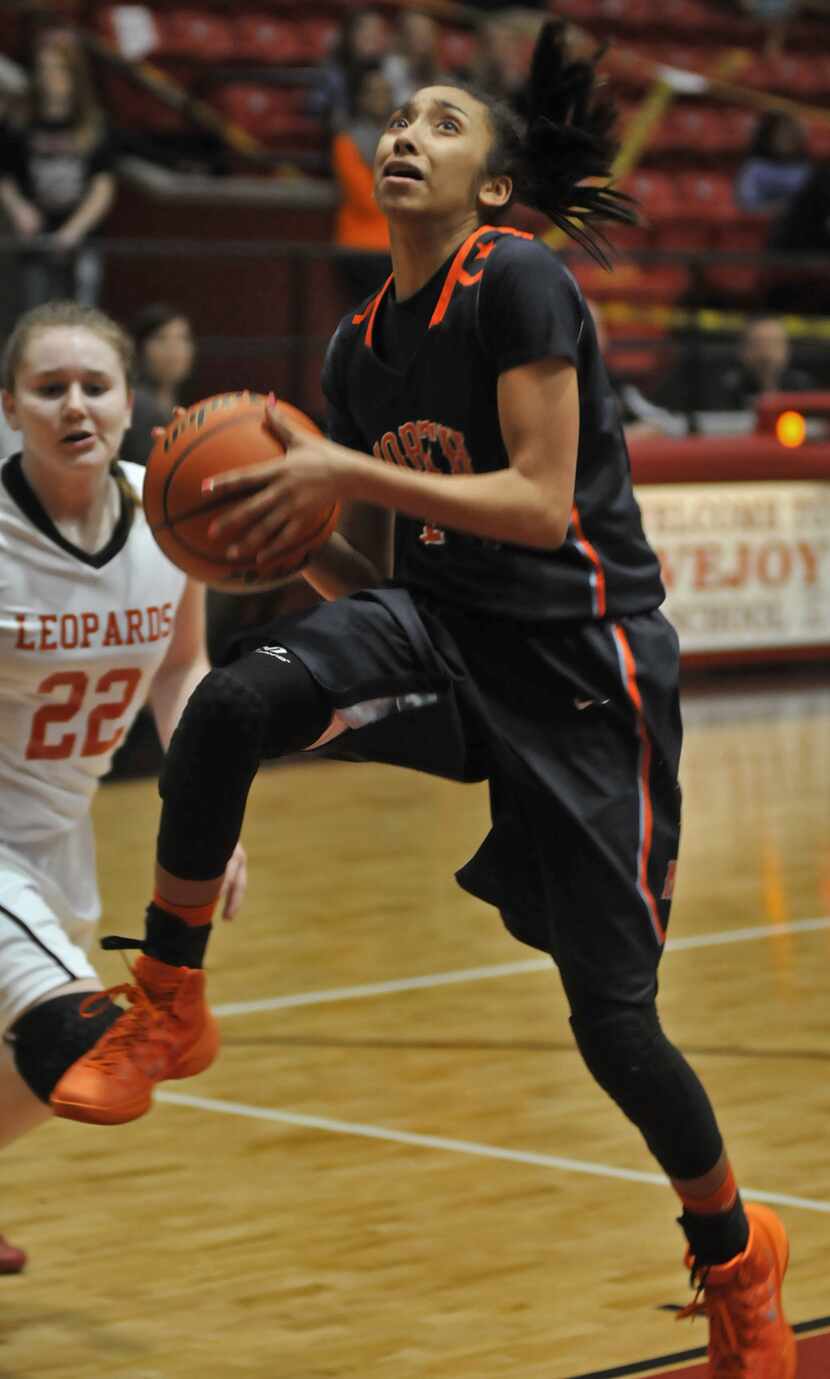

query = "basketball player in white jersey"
[[0, 301, 246, 1272]]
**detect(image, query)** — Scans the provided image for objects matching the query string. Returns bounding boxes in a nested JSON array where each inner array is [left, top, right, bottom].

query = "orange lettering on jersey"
[[416, 421, 438, 468], [399, 422, 426, 471], [160, 602, 173, 638], [125, 609, 145, 645], [419, 523, 446, 546], [146, 606, 161, 641], [438, 426, 473, 474], [379, 432, 405, 467], [80, 612, 100, 648], [40, 614, 58, 652], [103, 611, 123, 647], [60, 613, 79, 649], [14, 614, 36, 650]]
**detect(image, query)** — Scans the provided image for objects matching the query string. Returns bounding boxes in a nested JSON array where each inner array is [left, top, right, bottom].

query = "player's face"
[[2, 327, 133, 475], [142, 316, 195, 389], [374, 86, 510, 222]]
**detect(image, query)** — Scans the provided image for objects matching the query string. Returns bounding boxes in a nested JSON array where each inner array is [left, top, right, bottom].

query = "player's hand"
[[204, 396, 354, 565], [220, 842, 247, 920], [150, 405, 188, 441]]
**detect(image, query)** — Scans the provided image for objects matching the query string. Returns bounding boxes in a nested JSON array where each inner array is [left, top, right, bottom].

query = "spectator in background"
[[120, 304, 196, 465], [474, 9, 546, 113], [0, 33, 115, 311], [586, 299, 685, 438], [736, 0, 802, 54], [384, 10, 448, 104], [735, 112, 812, 216], [711, 315, 815, 410], [332, 65, 392, 304], [308, 9, 392, 131]]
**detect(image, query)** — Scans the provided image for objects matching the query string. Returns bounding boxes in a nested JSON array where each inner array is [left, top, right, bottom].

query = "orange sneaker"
[[49, 955, 219, 1126], [0, 1235, 26, 1275], [678, 1203, 797, 1379]]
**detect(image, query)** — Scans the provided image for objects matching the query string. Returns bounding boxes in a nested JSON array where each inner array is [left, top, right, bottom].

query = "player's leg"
[[52, 588, 458, 1125], [528, 613, 794, 1376], [0, 877, 124, 1269]]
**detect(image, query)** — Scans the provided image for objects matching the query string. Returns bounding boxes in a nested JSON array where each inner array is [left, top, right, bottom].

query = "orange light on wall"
[[776, 410, 806, 448]]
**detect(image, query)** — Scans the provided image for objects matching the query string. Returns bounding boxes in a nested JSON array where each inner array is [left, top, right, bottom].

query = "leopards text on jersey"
[[0, 456, 187, 922]]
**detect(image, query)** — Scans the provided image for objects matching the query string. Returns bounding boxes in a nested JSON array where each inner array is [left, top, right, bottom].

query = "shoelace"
[[677, 1267, 760, 1377], [78, 981, 173, 1071]]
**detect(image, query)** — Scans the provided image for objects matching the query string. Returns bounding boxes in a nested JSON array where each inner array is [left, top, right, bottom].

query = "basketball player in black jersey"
[[47, 26, 794, 1378]]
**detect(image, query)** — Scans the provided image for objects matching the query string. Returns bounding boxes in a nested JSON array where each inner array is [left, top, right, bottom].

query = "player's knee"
[[159, 667, 268, 804], [569, 999, 663, 1106], [5, 991, 122, 1104]]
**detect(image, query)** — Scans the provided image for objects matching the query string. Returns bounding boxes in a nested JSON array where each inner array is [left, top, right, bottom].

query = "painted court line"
[[155, 1089, 830, 1216], [212, 915, 830, 1018]]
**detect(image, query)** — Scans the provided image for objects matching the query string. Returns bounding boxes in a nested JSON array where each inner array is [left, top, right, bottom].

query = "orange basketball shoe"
[[50, 955, 219, 1125], [0, 1235, 26, 1275], [678, 1203, 797, 1379]]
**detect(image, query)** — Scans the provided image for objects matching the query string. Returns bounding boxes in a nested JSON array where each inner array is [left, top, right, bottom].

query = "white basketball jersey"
[[0, 457, 187, 922]]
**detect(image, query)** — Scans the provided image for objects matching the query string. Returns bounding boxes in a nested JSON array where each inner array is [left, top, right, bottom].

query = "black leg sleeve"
[[156, 649, 331, 881], [569, 998, 724, 1182]]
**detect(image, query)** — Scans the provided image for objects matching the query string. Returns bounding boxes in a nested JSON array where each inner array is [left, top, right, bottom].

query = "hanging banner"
[[635, 481, 830, 653]]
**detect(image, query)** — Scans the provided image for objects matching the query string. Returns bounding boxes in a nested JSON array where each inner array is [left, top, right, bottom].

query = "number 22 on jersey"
[[26, 668, 142, 760]]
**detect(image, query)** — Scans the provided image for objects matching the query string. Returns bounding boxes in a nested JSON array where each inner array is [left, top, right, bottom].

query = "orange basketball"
[[143, 391, 339, 592]]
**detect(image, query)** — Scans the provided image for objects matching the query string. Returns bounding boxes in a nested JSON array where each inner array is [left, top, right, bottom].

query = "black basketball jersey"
[[322, 224, 664, 622]]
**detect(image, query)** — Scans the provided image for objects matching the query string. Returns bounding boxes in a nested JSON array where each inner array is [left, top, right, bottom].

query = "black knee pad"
[[5, 992, 122, 1104], [157, 656, 331, 879], [569, 1000, 723, 1180]]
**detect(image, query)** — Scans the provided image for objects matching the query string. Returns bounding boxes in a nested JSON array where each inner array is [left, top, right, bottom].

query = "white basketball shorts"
[[0, 862, 98, 1032]]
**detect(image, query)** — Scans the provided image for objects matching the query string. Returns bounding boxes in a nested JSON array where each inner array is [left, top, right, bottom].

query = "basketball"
[[143, 391, 339, 592]]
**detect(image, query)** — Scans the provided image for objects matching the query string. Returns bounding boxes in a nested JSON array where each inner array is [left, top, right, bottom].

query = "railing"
[[1, 236, 829, 421]]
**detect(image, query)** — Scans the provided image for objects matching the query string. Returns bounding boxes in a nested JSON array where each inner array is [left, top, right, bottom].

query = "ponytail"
[[473, 22, 637, 267]]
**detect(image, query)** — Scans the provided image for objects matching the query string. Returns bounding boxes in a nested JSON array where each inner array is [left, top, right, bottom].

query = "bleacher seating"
[[5, 0, 829, 394]]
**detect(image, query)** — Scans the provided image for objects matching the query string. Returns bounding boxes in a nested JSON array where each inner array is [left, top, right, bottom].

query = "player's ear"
[[478, 173, 512, 211], [1, 390, 18, 433]]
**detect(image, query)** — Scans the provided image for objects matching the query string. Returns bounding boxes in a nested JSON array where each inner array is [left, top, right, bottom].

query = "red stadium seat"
[[233, 14, 309, 64], [623, 171, 681, 223], [677, 171, 737, 223], [741, 52, 823, 98], [594, 0, 652, 29], [657, 0, 716, 33], [703, 221, 765, 301], [550, 0, 601, 21], [575, 260, 689, 304], [210, 83, 320, 147], [100, 67, 189, 131], [807, 120, 830, 159], [156, 10, 235, 61], [300, 16, 339, 63]]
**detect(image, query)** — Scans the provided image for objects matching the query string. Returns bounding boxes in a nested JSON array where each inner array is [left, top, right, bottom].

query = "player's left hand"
[[205, 396, 354, 564], [220, 842, 248, 920]]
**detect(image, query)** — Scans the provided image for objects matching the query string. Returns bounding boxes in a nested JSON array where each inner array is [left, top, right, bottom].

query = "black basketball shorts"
[[229, 586, 683, 1007]]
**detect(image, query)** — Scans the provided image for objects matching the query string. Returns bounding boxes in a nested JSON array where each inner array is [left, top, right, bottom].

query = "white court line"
[[212, 915, 830, 1018], [156, 1089, 830, 1216]]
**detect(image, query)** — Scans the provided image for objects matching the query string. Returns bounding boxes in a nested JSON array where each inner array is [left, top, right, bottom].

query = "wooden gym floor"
[[3, 670, 829, 1379]]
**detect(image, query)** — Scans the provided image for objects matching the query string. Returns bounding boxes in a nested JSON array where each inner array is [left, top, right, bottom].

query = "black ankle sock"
[[680, 1193, 750, 1267], [143, 903, 212, 969]]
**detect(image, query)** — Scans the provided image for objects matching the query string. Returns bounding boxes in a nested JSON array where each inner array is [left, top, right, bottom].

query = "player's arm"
[[146, 579, 210, 750], [146, 579, 246, 918], [205, 362, 577, 559], [302, 499, 394, 600], [204, 243, 581, 558]]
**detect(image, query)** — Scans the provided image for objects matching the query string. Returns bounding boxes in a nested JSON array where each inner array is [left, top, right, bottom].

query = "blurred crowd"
[[0, 5, 828, 438]]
